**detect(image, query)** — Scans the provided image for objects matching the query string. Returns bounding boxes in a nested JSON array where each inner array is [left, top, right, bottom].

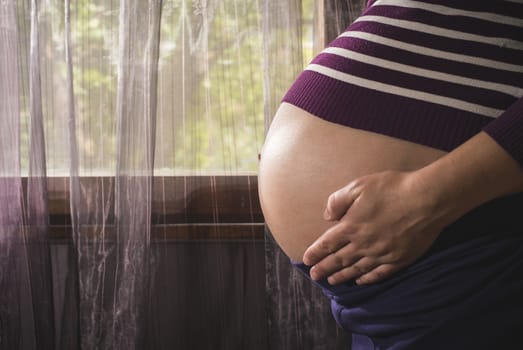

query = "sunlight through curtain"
[[1, 0, 364, 349], [2, 0, 264, 348]]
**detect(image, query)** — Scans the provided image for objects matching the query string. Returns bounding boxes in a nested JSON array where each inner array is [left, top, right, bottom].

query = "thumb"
[[324, 184, 359, 221]]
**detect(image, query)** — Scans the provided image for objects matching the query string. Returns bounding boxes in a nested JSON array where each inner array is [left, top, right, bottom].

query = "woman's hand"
[[303, 132, 523, 286], [302, 170, 445, 285]]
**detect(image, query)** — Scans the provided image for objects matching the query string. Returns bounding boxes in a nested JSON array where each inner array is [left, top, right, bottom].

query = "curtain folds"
[[64, 1, 163, 348], [0, 2, 27, 348], [1, 0, 364, 349], [1, 0, 55, 348], [0, 0, 163, 348]]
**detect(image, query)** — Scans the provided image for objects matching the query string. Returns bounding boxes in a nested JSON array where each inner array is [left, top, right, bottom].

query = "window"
[[11, 0, 316, 240]]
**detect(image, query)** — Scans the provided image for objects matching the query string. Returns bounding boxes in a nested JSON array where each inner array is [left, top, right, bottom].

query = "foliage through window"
[[15, 0, 310, 176]]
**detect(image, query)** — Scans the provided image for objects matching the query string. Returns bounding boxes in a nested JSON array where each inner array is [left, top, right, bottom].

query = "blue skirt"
[[292, 193, 523, 350]]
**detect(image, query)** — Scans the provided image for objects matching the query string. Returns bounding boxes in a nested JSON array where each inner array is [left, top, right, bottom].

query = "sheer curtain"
[[1, 0, 364, 349], [1, 0, 162, 348], [1, 1, 55, 348]]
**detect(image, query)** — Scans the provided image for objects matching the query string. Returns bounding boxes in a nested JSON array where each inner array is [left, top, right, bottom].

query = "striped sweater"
[[283, 0, 523, 165]]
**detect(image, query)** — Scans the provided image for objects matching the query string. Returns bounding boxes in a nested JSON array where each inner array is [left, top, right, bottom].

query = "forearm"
[[415, 131, 523, 227], [304, 131, 523, 284]]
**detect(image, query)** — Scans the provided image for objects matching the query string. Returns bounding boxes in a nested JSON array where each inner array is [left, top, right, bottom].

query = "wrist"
[[408, 166, 468, 229], [412, 132, 523, 228]]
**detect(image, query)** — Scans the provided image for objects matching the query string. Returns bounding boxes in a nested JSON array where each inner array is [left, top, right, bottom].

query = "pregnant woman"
[[258, 0, 523, 349]]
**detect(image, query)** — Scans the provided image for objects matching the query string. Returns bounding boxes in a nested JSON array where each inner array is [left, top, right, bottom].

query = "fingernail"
[[323, 208, 331, 220], [310, 266, 319, 280], [302, 255, 311, 266]]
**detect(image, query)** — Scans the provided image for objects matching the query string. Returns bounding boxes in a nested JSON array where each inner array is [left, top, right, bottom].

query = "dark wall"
[[51, 240, 267, 350]]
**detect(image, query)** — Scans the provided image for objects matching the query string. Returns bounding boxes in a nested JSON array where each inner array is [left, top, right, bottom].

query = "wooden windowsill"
[[22, 175, 264, 242]]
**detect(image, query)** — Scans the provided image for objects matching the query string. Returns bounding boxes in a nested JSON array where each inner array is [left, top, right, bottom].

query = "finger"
[[302, 222, 354, 266], [308, 243, 361, 281], [326, 257, 378, 285], [355, 264, 399, 285], [323, 184, 360, 221]]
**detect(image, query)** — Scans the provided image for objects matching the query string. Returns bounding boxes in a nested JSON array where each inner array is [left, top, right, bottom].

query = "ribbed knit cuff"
[[483, 97, 523, 168]]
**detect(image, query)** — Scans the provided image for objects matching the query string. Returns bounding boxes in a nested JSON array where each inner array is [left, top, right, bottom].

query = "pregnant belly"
[[258, 103, 446, 262]]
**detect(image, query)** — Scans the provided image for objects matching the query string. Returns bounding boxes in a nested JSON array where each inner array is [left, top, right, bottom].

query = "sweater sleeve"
[[483, 97, 523, 168]]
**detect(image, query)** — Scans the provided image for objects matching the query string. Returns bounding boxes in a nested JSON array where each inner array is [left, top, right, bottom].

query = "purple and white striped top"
[[283, 0, 523, 165]]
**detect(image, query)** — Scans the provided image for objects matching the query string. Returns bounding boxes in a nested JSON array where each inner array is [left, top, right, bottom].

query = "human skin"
[[302, 131, 523, 285], [258, 103, 447, 264]]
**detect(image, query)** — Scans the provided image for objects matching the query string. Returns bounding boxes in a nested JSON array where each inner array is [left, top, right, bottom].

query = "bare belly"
[[258, 103, 447, 262]]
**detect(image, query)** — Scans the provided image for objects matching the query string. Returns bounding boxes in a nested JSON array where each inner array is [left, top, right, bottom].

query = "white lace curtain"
[[0, 0, 363, 348]]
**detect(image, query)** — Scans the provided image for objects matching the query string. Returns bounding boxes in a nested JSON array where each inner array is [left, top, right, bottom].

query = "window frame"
[[36, 0, 366, 243], [35, 175, 264, 242]]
